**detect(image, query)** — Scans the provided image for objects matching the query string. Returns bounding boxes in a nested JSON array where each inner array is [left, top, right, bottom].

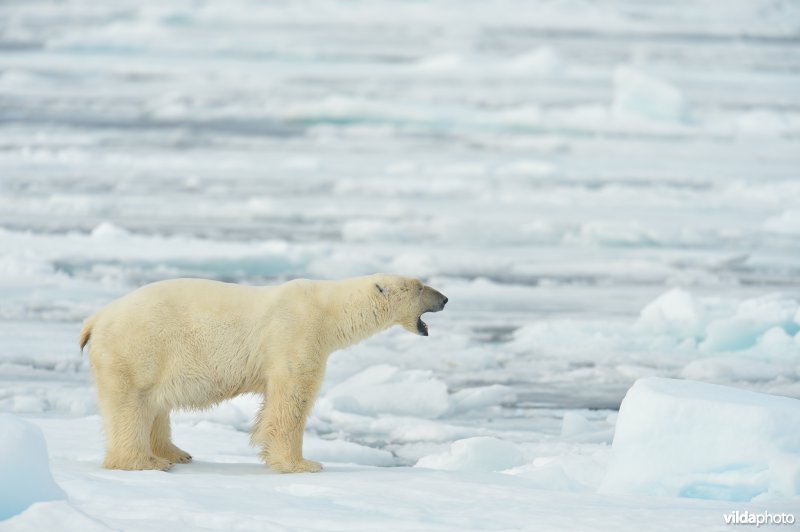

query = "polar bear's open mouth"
[[415, 287, 447, 336], [416, 316, 429, 336]]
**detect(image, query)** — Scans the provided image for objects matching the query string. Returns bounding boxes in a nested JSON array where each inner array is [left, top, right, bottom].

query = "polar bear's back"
[[86, 278, 276, 403]]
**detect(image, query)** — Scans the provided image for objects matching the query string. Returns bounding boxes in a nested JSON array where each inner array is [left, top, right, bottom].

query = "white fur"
[[80, 274, 437, 473]]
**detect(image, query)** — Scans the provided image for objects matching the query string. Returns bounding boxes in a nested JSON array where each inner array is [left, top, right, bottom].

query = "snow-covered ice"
[[3, 502, 112, 532], [0, 414, 65, 520], [612, 66, 690, 125], [319, 365, 450, 419], [601, 378, 800, 501], [415, 437, 524, 472], [1, 0, 799, 529]]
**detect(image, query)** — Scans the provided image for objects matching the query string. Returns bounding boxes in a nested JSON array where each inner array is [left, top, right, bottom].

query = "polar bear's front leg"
[[252, 374, 322, 473]]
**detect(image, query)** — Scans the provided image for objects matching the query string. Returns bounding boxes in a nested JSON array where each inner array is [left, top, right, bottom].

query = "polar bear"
[[79, 274, 447, 473]]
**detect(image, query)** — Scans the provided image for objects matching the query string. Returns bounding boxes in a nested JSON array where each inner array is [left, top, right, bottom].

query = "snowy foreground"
[[3, 378, 799, 530], [2, 0, 800, 530]]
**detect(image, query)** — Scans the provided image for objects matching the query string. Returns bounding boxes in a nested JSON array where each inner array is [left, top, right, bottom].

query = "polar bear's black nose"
[[443, 297, 448, 305]]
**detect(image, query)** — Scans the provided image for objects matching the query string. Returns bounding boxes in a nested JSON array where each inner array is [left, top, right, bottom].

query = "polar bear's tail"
[[79, 315, 95, 352]]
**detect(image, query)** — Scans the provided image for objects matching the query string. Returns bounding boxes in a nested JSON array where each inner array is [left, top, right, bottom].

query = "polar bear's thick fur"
[[80, 274, 447, 473]]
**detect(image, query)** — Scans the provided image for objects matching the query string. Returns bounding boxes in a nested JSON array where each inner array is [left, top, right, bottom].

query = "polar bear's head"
[[372, 274, 448, 336]]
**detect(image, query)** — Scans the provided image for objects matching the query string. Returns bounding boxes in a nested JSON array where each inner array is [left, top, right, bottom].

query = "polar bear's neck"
[[319, 285, 393, 352]]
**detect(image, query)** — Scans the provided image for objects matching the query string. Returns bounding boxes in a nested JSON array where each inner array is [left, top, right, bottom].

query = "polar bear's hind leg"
[[96, 379, 171, 471], [150, 411, 192, 464]]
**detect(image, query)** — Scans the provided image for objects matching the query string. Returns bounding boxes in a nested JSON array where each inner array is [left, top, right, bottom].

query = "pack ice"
[[601, 378, 800, 501], [0, 414, 65, 520]]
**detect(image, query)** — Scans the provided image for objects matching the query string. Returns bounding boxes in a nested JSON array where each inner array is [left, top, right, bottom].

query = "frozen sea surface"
[[1, 0, 799, 529]]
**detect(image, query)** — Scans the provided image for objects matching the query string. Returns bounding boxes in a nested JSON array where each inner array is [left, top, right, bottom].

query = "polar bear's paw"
[[154, 443, 192, 464], [291, 459, 323, 473], [170, 448, 193, 464], [268, 457, 323, 474], [103, 452, 173, 471]]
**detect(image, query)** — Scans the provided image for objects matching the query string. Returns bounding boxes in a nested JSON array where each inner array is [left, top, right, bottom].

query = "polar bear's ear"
[[374, 283, 387, 296]]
